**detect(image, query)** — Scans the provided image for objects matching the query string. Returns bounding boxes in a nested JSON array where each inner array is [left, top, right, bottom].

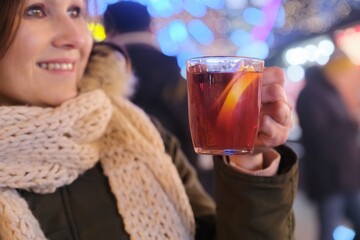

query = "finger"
[[261, 101, 292, 128], [262, 83, 288, 104], [263, 67, 285, 86], [256, 115, 290, 148]]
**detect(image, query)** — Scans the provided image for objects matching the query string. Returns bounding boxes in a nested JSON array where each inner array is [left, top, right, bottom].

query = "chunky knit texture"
[[0, 44, 195, 240]]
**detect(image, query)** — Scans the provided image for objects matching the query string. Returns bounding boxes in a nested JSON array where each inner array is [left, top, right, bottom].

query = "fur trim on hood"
[[79, 43, 137, 98]]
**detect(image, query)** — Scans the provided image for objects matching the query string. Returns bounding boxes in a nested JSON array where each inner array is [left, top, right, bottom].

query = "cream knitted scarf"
[[0, 44, 195, 240]]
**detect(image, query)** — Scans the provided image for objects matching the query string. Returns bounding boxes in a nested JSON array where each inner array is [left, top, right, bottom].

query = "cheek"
[[0, 26, 38, 86], [83, 30, 93, 56], [0, 63, 9, 93], [78, 33, 93, 77], [0, 63, 27, 103], [0, 49, 24, 95], [84, 37, 93, 66]]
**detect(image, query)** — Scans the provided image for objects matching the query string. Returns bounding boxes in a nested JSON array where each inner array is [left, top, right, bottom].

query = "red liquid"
[[187, 66, 262, 154]]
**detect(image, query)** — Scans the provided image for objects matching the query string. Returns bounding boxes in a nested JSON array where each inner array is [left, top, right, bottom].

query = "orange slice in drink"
[[213, 63, 250, 107], [216, 70, 258, 128]]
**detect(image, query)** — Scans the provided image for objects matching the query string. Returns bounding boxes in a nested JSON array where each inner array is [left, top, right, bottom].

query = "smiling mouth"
[[37, 62, 74, 71]]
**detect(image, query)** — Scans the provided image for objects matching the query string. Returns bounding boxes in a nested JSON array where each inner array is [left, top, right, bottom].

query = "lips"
[[37, 62, 74, 71]]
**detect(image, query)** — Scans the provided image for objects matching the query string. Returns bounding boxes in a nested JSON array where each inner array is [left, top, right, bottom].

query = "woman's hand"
[[228, 67, 292, 173], [256, 66, 292, 151]]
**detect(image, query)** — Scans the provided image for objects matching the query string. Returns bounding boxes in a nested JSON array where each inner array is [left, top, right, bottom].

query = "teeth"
[[38, 62, 74, 70]]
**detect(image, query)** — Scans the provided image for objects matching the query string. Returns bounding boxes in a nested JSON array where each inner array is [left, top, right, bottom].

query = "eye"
[[68, 6, 82, 18], [25, 5, 46, 18]]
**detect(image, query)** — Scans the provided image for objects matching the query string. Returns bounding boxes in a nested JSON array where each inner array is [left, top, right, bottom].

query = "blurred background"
[[88, 1, 360, 239]]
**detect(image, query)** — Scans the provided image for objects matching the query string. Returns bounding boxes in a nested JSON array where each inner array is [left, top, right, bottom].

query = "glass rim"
[[187, 55, 264, 63]]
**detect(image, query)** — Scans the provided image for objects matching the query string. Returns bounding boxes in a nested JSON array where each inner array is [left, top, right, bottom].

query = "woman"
[[0, 0, 298, 240]]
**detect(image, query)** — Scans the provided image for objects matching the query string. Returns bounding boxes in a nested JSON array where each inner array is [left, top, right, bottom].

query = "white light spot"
[[286, 65, 305, 82], [305, 45, 319, 62], [318, 39, 335, 56]]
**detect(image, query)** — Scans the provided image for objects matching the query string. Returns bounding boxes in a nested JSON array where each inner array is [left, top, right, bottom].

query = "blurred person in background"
[[102, 1, 216, 196], [296, 51, 360, 240]]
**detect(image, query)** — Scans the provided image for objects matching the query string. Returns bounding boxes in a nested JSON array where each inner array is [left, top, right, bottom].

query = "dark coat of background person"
[[103, 1, 215, 196], [126, 44, 194, 161], [296, 65, 360, 202], [296, 64, 360, 240]]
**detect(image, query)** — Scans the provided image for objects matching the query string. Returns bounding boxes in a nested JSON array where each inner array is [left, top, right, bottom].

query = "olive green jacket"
[[19, 121, 298, 240]]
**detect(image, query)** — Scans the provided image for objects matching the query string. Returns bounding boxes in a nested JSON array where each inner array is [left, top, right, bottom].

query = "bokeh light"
[[89, 0, 360, 72], [188, 20, 214, 46], [333, 225, 356, 240], [286, 65, 305, 82]]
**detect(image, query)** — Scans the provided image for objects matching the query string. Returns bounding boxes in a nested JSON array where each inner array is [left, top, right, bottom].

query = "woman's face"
[[0, 0, 93, 106]]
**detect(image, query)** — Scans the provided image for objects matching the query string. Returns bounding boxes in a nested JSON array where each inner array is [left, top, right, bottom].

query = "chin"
[[45, 91, 78, 107]]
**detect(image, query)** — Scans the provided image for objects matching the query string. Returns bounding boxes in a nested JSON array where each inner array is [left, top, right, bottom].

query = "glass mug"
[[186, 56, 264, 155]]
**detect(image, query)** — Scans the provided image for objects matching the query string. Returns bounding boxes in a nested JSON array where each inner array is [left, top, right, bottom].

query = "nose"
[[52, 17, 89, 50]]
